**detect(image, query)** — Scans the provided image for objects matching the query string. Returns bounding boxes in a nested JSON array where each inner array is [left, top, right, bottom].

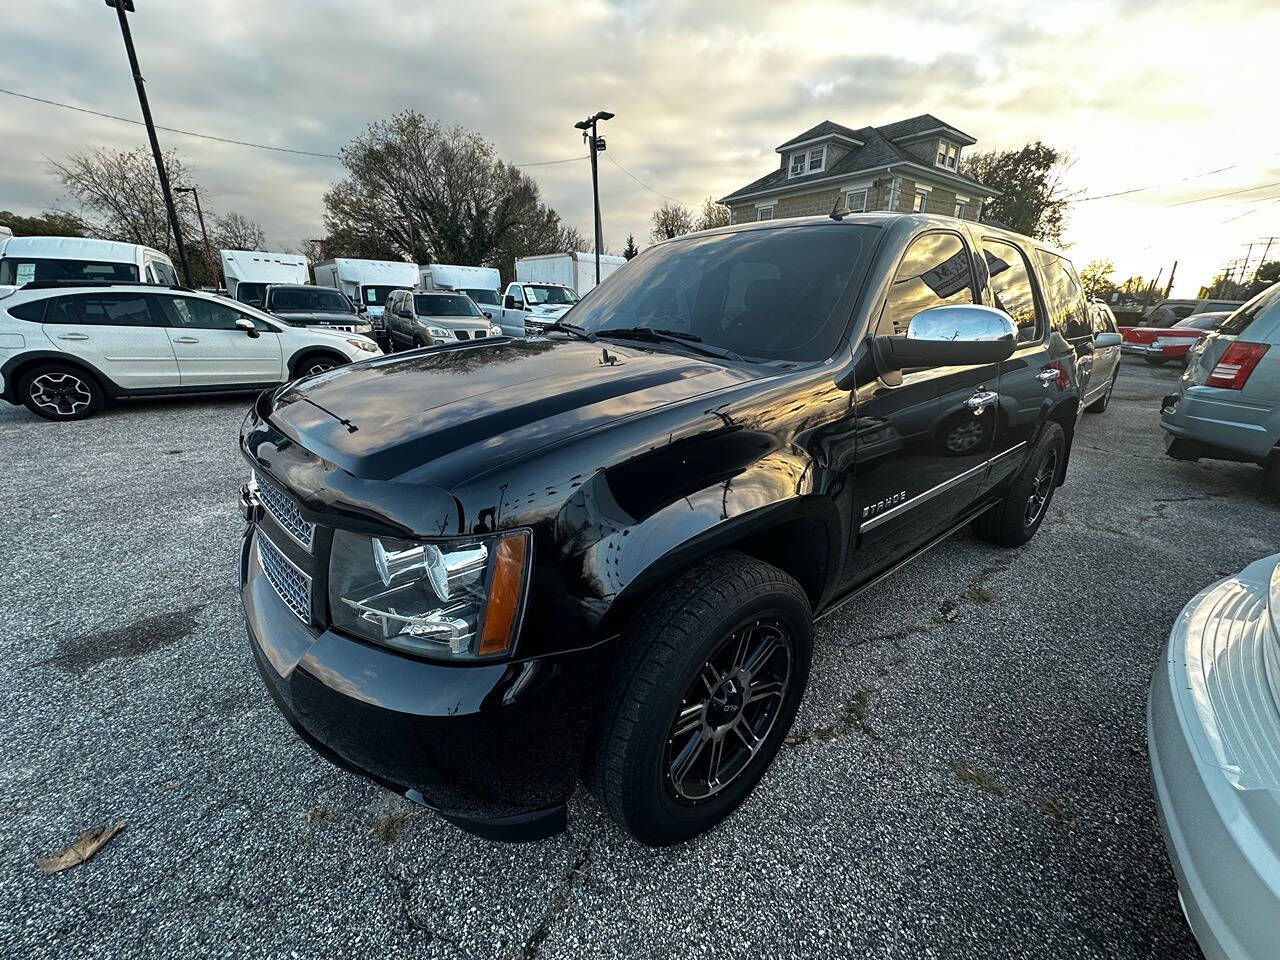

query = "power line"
[[511, 155, 588, 167], [1171, 180, 1280, 206], [1071, 163, 1239, 202], [605, 153, 689, 205], [0, 87, 343, 159]]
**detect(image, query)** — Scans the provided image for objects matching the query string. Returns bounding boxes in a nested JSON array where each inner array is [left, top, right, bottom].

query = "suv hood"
[[263, 338, 757, 486], [421, 314, 491, 330]]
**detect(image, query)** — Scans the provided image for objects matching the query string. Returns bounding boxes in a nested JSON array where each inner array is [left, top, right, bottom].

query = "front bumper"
[[1147, 556, 1280, 960], [240, 524, 608, 842]]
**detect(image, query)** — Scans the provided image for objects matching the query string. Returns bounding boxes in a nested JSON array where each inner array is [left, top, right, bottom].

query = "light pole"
[[106, 0, 192, 286], [574, 110, 614, 287], [174, 186, 214, 283]]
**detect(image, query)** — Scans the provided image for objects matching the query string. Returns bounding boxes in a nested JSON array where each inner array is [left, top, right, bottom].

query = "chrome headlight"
[[489, 324, 502, 337], [346, 337, 380, 353], [427, 326, 450, 339], [328, 528, 531, 660]]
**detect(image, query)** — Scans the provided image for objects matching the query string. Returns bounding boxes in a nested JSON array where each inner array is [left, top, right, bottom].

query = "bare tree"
[[213, 212, 267, 251], [649, 201, 694, 242], [694, 197, 730, 232]]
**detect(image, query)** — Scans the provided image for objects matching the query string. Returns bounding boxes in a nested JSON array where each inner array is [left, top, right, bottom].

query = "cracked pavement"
[[3, 362, 1276, 959]]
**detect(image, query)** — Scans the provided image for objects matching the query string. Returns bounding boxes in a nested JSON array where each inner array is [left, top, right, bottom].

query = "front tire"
[[18, 364, 105, 421], [973, 422, 1065, 547], [591, 552, 812, 846], [290, 352, 347, 379]]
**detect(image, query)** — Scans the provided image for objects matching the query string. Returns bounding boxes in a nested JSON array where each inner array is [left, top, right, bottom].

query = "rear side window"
[[158, 296, 246, 330], [6, 299, 46, 323], [1036, 251, 1092, 341], [149, 261, 178, 286], [982, 239, 1043, 343], [877, 232, 975, 337], [1220, 284, 1280, 337], [44, 293, 157, 326]]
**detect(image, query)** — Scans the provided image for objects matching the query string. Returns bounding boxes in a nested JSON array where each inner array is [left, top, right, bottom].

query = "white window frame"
[[913, 188, 930, 213], [936, 140, 959, 171], [844, 188, 867, 213], [788, 145, 826, 178], [954, 195, 969, 219], [756, 204, 776, 221], [788, 152, 806, 177]]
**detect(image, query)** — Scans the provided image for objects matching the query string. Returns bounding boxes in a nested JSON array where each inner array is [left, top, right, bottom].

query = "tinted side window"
[[877, 232, 975, 337], [6, 299, 47, 323], [150, 261, 177, 286], [1036, 251, 1091, 340], [1220, 284, 1280, 337], [44, 294, 157, 326], [982, 239, 1043, 343], [159, 296, 244, 330]]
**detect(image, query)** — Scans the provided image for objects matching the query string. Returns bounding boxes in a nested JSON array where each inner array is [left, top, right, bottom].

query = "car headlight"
[[427, 326, 450, 339], [489, 325, 502, 337], [346, 337, 380, 353], [328, 528, 531, 660]]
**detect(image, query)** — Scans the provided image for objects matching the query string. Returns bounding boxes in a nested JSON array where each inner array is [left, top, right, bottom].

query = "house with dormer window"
[[719, 114, 997, 225]]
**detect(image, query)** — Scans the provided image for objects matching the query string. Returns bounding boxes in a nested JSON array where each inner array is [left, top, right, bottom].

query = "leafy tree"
[[1079, 258, 1116, 299], [649, 201, 693, 243], [622, 234, 639, 260], [0, 209, 87, 237], [960, 141, 1073, 244], [694, 197, 730, 232], [322, 111, 583, 283]]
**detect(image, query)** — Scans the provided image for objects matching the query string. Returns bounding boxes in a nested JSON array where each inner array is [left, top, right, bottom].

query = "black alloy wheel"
[[19, 364, 105, 421], [973, 421, 1065, 547]]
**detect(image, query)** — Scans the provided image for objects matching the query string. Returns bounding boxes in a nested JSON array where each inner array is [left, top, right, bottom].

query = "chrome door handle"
[[57, 333, 90, 340], [1036, 369, 1059, 386], [172, 336, 200, 344], [965, 389, 999, 413]]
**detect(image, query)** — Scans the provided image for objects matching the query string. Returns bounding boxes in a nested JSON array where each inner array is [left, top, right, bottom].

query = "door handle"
[[172, 336, 200, 344], [1036, 369, 1059, 386], [57, 333, 90, 340], [965, 389, 999, 413]]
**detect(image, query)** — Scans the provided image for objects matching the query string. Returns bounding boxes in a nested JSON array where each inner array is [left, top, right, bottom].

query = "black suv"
[[239, 214, 1087, 845], [260, 283, 375, 338]]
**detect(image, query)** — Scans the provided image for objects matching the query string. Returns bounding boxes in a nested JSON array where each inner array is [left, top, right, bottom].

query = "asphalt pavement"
[[2, 361, 1276, 959]]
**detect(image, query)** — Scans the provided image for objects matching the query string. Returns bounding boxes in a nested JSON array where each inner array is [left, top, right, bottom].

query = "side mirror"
[[356, 302, 368, 314], [876, 304, 1016, 371], [1094, 332, 1122, 348], [504, 296, 517, 309], [482, 311, 493, 320], [235, 317, 260, 339]]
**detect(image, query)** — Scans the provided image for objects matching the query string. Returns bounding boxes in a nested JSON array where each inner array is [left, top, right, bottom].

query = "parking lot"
[[1, 359, 1276, 960]]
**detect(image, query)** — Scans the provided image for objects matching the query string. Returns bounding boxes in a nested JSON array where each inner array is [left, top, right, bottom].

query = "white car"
[[0, 282, 381, 421], [383, 290, 502, 349]]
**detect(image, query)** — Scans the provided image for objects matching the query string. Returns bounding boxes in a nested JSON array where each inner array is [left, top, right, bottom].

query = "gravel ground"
[[2, 361, 1276, 960]]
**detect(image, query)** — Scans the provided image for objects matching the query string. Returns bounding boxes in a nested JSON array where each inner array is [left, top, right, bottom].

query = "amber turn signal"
[[478, 532, 529, 656]]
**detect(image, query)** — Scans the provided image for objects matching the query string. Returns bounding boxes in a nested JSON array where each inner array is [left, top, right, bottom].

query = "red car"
[[1120, 312, 1231, 365]]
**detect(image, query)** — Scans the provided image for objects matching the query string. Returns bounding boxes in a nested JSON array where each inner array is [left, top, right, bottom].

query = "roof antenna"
[[828, 198, 847, 221]]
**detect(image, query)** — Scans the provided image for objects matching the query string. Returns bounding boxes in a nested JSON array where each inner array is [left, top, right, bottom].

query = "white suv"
[[0, 282, 381, 420]]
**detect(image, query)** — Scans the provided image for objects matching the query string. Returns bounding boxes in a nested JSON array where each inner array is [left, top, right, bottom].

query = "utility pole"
[[175, 186, 214, 283], [1164, 260, 1177, 298], [1142, 267, 1162, 312], [1253, 237, 1278, 284], [574, 110, 614, 287], [107, 0, 191, 286]]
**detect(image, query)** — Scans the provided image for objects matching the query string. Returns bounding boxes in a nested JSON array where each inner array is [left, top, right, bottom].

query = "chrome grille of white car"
[[257, 531, 311, 625], [254, 470, 315, 551]]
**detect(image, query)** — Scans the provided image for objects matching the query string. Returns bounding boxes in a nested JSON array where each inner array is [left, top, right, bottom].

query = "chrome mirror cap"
[[906, 304, 1017, 343]]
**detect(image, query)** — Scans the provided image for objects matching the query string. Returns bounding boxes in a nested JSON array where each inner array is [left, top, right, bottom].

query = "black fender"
[[1, 350, 121, 402]]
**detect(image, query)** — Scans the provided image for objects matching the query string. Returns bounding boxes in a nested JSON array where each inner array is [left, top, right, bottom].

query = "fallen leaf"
[[36, 821, 127, 874]]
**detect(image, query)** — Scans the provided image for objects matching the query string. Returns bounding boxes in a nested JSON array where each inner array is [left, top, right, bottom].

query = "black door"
[[846, 230, 1000, 585], [978, 236, 1056, 490]]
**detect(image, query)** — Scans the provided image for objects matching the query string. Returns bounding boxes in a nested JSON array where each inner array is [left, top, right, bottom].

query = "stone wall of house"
[[776, 188, 843, 218], [729, 176, 983, 224]]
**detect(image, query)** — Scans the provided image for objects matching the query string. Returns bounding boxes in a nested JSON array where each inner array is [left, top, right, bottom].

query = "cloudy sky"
[[3, 0, 1279, 297]]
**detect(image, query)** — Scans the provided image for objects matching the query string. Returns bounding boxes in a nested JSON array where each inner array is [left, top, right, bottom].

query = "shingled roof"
[[720, 117, 991, 205]]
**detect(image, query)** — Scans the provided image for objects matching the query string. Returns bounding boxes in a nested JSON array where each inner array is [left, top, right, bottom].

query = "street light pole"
[[175, 186, 214, 283], [106, 0, 192, 286], [574, 111, 614, 287]]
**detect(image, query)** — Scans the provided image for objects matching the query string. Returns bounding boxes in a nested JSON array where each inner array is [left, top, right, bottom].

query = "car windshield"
[[526, 285, 578, 305], [569, 223, 879, 362], [268, 287, 354, 313], [1220, 284, 1280, 337], [361, 285, 397, 306], [462, 287, 500, 306], [1174, 314, 1223, 330], [414, 293, 482, 317], [0, 257, 139, 285]]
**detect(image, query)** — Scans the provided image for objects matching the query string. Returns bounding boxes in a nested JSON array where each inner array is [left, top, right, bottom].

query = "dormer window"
[[936, 140, 959, 170], [789, 145, 826, 177]]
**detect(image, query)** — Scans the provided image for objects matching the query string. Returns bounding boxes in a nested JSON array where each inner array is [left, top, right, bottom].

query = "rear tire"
[[18, 364, 105, 421], [591, 552, 812, 846], [973, 422, 1065, 547], [1085, 369, 1118, 414]]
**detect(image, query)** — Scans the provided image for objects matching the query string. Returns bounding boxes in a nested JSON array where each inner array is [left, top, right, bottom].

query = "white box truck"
[[0, 236, 177, 299], [418, 263, 503, 322], [219, 249, 309, 307], [311, 258, 419, 325], [515, 251, 626, 297]]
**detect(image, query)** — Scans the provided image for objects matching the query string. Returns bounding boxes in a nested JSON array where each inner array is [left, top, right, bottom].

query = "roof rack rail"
[[17, 280, 196, 292]]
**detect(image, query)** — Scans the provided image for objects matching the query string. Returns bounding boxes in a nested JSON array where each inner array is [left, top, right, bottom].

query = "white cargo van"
[[516, 251, 626, 297], [220, 249, 309, 307], [0, 236, 177, 299], [311, 258, 418, 323]]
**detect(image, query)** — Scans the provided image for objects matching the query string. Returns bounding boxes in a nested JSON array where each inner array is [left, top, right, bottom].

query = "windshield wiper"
[[600, 327, 746, 363], [542, 320, 596, 342]]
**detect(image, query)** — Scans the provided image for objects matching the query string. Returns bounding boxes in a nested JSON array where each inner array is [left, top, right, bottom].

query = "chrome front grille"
[[257, 531, 312, 624], [254, 470, 315, 551]]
